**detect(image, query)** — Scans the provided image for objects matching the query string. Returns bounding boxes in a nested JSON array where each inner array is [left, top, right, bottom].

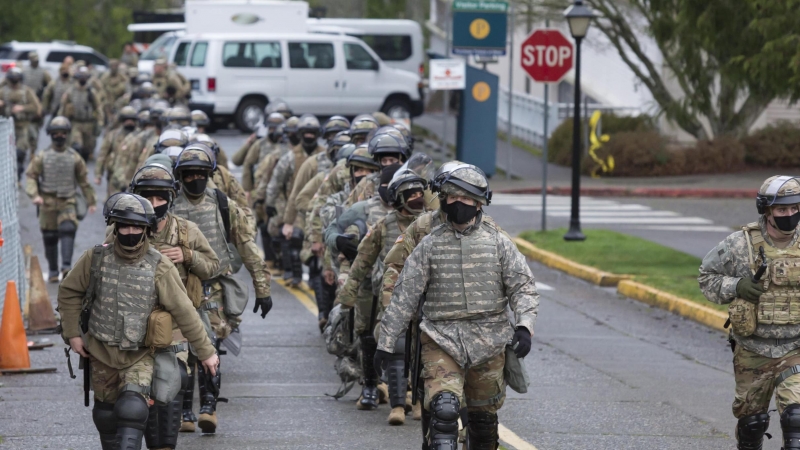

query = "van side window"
[[288, 42, 334, 69], [190, 42, 208, 67], [173, 42, 190, 66], [354, 35, 412, 62], [344, 43, 377, 71], [46, 51, 106, 67], [223, 42, 281, 68]]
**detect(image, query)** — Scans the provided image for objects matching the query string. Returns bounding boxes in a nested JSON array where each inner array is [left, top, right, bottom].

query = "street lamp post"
[[563, 0, 594, 241]]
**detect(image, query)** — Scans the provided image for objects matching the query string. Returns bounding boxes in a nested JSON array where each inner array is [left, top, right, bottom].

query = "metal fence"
[[0, 118, 26, 312], [497, 85, 643, 148]]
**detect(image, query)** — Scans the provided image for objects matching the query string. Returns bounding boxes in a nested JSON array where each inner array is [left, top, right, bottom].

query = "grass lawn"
[[519, 228, 726, 312]]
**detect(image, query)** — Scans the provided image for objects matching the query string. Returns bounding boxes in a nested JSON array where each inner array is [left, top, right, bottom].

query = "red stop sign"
[[520, 29, 574, 83]]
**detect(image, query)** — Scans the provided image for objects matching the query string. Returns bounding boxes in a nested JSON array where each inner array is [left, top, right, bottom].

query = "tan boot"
[[318, 317, 328, 333], [179, 421, 196, 432], [377, 382, 389, 404], [388, 405, 406, 426], [198, 411, 217, 434], [412, 400, 422, 420]]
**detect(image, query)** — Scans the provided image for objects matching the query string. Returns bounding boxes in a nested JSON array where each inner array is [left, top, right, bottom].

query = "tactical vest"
[[744, 222, 800, 325], [424, 222, 506, 321], [39, 147, 77, 198], [371, 211, 405, 294], [88, 244, 162, 350], [51, 79, 71, 113], [151, 215, 190, 283], [22, 67, 46, 93], [70, 87, 94, 121], [2, 86, 27, 120], [172, 188, 231, 277]]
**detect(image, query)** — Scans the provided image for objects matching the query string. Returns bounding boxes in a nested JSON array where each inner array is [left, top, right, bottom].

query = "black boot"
[[783, 405, 800, 450], [42, 230, 60, 282], [196, 363, 218, 434], [57, 221, 77, 274], [92, 401, 117, 450], [468, 411, 499, 450], [271, 236, 284, 272], [359, 333, 379, 410], [737, 412, 770, 450], [290, 249, 303, 287], [16, 148, 26, 182], [181, 359, 197, 432], [260, 224, 276, 263], [280, 238, 293, 282]]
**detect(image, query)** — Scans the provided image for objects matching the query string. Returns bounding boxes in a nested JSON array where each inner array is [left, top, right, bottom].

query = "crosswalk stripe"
[[635, 225, 732, 232], [577, 217, 713, 224], [544, 211, 679, 217], [510, 204, 651, 212], [537, 282, 554, 291]]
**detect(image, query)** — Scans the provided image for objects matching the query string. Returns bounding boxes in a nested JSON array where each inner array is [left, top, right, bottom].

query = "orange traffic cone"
[[27, 256, 58, 332], [0, 281, 31, 370]]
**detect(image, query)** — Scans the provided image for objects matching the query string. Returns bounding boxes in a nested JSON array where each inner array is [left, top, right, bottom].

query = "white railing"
[[497, 85, 643, 148]]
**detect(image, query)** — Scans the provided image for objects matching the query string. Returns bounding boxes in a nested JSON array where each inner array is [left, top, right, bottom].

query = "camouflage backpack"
[[323, 304, 361, 399]]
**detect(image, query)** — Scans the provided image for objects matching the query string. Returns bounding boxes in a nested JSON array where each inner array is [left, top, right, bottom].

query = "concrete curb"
[[514, 236, 728, 332], [617, 280, 727, 332], [498, 186, 754, 199], [513, 238, 630, 287]]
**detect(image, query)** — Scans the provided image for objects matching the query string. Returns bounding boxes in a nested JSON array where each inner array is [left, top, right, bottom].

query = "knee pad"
[[92, 401, 117, 435], [58, 220, 77, 235], [783, 405, 800, 449], [179, 360, 189, 393], [42, 230, 59, 246], [430, 392, 460, 448], [737, 412, 770, 448], [468, 411, 499, 450], [114, 391, 149, 431]]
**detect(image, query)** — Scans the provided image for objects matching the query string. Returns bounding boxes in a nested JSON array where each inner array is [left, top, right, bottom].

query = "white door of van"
[[215, 41, 286, 120], [283, 40, 342, 115], [173, 40, 204, 94], [339, 42, 386, 113]]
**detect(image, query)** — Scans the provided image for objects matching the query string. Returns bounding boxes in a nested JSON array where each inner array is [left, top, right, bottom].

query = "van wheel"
[[382, 98, 411, 121], [235, 98, 266, 132]]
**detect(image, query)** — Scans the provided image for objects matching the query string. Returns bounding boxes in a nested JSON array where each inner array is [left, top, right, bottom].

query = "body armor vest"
[[424, 222, 506, 321], [51, 79, 71, 114], [2, 86, 28, 120], [70, 87, 94, 121], [88, 244, 162, 350], [371, 211, 406, 294], [39, 147, 77, 198], [745, 222, 800, 325], [22, 67, 46, 94], [172, 189, 231, 277]]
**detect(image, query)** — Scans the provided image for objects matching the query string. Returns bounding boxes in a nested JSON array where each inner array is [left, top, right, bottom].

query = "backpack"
[[323, 304, 362, 399]]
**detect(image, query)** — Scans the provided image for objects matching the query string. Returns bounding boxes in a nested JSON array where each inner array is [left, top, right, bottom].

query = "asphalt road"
[[0, 129, 769, 449]]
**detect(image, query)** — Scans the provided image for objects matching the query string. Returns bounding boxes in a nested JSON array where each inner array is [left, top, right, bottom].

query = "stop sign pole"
[[520, 28, 573, 231]]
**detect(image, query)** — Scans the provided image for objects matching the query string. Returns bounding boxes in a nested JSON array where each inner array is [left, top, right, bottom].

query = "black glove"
[[373, 349, 392, 377], [511, 327, 531, 358], [265, 206, 278, 218], [253, 296, 273, 318], [736, 278, 766, 304], [336, 234, 359, 261]]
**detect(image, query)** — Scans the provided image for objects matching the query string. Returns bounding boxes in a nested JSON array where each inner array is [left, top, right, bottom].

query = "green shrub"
[[742, 122, 800, 167], [547, 113, 656, 166]]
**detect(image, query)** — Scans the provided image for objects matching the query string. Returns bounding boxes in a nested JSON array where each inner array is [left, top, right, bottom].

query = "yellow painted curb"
[[617, 280, 727, 332], [274, 278, 319, 316], [514, 237, 631, 287]]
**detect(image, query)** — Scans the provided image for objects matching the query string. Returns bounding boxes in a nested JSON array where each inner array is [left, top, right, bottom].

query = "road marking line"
[[545, 211, 679, 217], [510, 205, 650, 212], [499, 424, 539, 450], [537, 282, 554, 291], [634, 225, 733, 232], [275, 278, 318, 316], [578, 217, 713, 224]]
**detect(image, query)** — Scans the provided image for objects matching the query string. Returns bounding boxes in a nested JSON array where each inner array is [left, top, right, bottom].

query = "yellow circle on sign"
[[472, 81, 491, 102], [469, 18, 491, 40]]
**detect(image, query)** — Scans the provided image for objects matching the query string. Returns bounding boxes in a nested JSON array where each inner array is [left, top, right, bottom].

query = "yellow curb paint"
[[275, 278, 318, 316], [499, 424, 539, 450], [617, 280, 727, 332], [514, 237, 631, 287]]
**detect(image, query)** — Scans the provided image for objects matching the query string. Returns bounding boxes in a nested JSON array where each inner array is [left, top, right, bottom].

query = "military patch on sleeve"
[[395, 235, 404, 243]]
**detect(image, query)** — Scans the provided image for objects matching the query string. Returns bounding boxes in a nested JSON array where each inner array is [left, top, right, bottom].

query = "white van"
[[307, 19, 424, 77], [171, 32, 424, 131]]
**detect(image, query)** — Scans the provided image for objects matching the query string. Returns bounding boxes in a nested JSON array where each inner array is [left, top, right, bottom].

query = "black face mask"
[[60, 72, 69, 79], [269, 132, 282, 144], [442, 200, 479, 225], [353, 175, 365, 186], [288, 134, 301, 146], [52, 136, 67, 147], [773, 212, 800, 232], [117, 231, 145, 248], [153, 203, 170, 220], [405, 197, 425, 213], [78, 79, 87, 86], [123, 124, 136, 132], [302, 136, 317, 153], [183, 177, 208, 196], [378, 186, 390, 204]]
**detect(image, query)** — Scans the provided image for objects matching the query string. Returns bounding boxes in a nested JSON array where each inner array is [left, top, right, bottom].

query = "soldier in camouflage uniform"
[[153, 59, 188, 106], [21, 51, 51, 150], [42, 64, 73, 117], [100, 59, 130, 117], [171, 144, 273, 434], [376, 166, 538, 450], [25, 117, 97, 282], [58, 192, 218, 450], [699, 176, 800, 450], [1, 67, 42, 180], [95, 106, 139, 197], [241, 112, 286, 194], [190, 133, 250, 217], [59, 66, 104, 161], [267, 114, 326, 286], [345, 131, 411, 207], [339, 164, 429, 425], [126, 163, 221, 441], [191, 110, 230, 167], [231, 99, 292, 167], [324, 164, 402, 410]]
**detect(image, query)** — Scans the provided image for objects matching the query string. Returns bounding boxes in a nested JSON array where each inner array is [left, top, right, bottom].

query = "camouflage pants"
[[14, 122, 30, 151], [71, 121, 97, 159], [420, 332, 506, 414], [354, 277, 378, 335], [91, 354, 154, 403], [267, 196, 287, 238], [733, 345, 800, 418], [28, 120, 41, 152], [204, 280, 235, 340], [39, 195, 78, 230]]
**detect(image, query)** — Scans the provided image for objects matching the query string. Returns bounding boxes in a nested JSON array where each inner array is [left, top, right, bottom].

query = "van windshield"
[[141, 34, 177, 61]]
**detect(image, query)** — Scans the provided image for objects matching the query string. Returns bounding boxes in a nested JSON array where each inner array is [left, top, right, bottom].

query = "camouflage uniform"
[[58, 77, 104, 161], [25, 142, 96, 277], [99, 62, 129, 106], [42, 66, 74, 116], [153, 68, 187, 105], [96, 124, 137, 197], [21, 55, 51, 150], [307, 162, 353, 248], [284, 151, 335, 230], [267, 143, 326, 225], [1, 76, 41, 177]]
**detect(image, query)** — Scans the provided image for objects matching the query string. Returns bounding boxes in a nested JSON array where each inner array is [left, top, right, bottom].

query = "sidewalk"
[[415, 112, 769, 197]]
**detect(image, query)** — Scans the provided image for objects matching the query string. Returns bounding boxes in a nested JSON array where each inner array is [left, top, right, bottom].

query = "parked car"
[[0, 41, 108, 77], [171, 32, 424, 131]]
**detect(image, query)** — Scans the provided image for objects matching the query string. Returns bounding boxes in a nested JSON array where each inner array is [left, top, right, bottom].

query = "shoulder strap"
[[175, 216, 189, 249], [214, 188, 232, 243], [83, 245, 106, 309]]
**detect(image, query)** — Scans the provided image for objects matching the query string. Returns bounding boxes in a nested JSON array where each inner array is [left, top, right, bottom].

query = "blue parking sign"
[[452, 0, 508, 56]]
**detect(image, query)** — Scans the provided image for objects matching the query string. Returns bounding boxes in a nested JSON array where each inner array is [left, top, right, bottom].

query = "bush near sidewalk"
[[519, 228, 726, 312], [742, 121, 800, 167], [547, 113, 656, 167]]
